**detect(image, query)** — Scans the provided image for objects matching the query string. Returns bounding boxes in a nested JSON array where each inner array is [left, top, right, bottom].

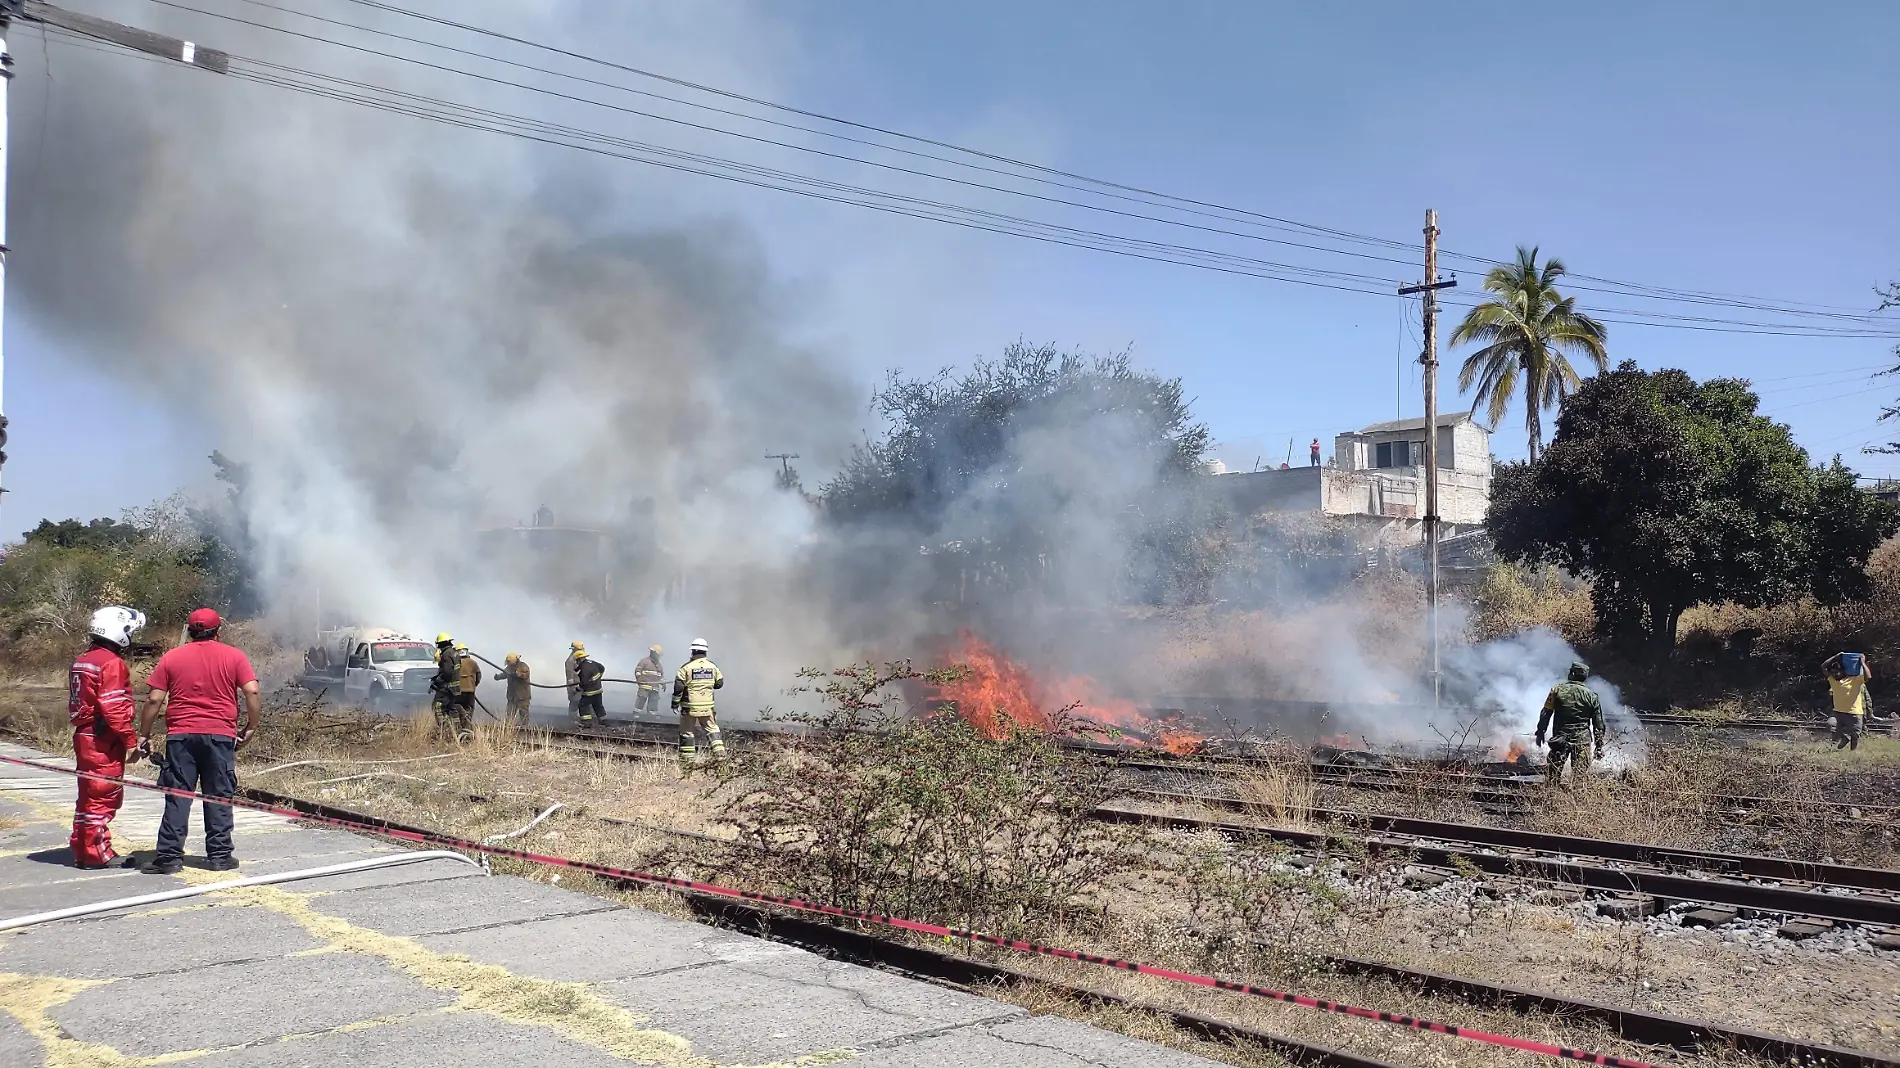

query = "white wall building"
[[1212, 411, 1492, 546]]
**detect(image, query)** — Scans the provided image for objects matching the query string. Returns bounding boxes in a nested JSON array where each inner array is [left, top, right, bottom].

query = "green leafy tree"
[[820, 341, 1220, 604], [1488, 362, 1900, 660], [1451, 246, 1609, 461]]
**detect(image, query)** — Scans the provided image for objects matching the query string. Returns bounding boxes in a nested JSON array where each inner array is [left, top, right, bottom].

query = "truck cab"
[[304, 626, 439, 711], [343, 635, 439, 710]]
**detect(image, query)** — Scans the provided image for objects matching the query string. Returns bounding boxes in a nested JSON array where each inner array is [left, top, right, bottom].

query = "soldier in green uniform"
[[671, 638, 726, 771], [1535, 662, 1605, 785]]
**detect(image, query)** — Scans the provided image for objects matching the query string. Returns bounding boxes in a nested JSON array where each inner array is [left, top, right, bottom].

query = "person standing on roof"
[[495, 653, 532, 726], [573, 647, 607, 727], [672, 638, 726, 771], [1310, 439, 1321, 467], [1535, 662, 1605, 786], [69, 605, 146, 869], [633, 644, 666, 718], [139, 608, 259, 874]]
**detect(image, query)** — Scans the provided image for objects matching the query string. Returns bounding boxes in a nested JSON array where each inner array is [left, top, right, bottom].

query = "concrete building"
[[1211, 411, 1493, 546]]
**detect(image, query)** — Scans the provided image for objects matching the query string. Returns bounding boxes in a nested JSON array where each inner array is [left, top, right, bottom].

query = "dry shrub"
[[716, 660, 1136, 940], [1233, 762, 1315, 829], [1466, 562, 1594, 644]]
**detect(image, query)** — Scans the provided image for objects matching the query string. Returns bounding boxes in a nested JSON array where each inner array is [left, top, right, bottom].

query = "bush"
[[1467, 561, 1595, 645], [715, 660, 1135, 939]]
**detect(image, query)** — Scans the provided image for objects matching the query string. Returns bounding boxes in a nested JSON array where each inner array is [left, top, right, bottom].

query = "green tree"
[[820, 341, 1221, 604], [1488, 362, 1900, 660], [1451, 246, 1609, 461]]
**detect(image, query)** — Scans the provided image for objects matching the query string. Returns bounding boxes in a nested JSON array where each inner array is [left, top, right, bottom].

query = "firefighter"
[[564, 641, 585, 721], [574, 648, 607, 727], [672, 638, 726, 770], [633, 644, 666, 717], [69, 605, 146, 869], [431, 633, 464, 740], [495, 653, 532, 726], [1536, 662, 1605, 786], [454, 641, 481, 734]]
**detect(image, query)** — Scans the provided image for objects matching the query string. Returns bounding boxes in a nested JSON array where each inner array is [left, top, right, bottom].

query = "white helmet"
[[89, 605, 147, 649], [690, 638, 709, 654]]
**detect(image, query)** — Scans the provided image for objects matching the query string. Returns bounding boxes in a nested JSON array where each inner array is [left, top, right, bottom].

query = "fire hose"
[[465, 649, 650, 690]]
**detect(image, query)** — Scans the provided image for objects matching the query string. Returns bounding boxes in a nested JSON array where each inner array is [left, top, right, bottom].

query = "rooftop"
[[1353, 411, 1478, 436]]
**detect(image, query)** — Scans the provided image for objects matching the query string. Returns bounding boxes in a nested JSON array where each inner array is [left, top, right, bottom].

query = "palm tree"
[[1450, 246, 1608, 461]]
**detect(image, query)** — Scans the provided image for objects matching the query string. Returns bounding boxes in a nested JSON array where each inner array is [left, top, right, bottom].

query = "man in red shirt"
[[68, 605, 147, 868], [139, 608, 260, 874]]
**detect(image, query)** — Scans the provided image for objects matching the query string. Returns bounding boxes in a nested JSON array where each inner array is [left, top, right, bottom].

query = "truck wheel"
[[368, 686, 388, 715]]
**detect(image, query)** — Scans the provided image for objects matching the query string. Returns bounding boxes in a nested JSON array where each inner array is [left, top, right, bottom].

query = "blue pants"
[[157, 734, 238, 860]]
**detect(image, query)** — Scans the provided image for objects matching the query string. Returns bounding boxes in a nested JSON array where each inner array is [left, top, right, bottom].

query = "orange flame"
[[1505, 738, 1532, 763], [928, 629, 1206, 754]]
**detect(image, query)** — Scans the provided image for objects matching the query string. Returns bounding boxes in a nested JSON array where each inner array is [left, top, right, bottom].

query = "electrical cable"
[[314, 0, 1900, 326], [32, 13, 1900, 337]]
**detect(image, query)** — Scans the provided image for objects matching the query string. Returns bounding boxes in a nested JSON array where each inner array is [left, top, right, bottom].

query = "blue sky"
[[3, 0, 1896, 530]]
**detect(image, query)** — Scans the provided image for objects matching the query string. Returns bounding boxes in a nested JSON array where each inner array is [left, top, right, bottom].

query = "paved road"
[[0, 742, 1221, 1067]]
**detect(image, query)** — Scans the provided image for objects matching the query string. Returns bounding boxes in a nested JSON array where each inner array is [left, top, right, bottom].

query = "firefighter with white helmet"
[[69, 605, 146, 867], [671, 638, 726, 769]]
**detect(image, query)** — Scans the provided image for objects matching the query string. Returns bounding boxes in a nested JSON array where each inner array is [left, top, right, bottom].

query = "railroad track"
[[539, 726, 1899, 826], [533, 726, 1900, 930], [236, 781, 1900, 1068], [1105, 789, 1900, 931]]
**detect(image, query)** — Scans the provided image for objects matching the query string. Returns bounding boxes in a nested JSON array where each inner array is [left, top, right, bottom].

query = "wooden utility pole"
[[1399, 210, 1456, 706], [765, 453, 800, 478]]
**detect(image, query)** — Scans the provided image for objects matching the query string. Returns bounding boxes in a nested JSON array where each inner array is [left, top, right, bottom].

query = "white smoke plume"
[[12, 0, 866, 713]]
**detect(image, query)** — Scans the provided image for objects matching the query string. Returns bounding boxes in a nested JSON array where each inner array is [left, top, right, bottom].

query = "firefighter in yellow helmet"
[[564, 641, 585, 724], [495, 653, 532, 727], [573, 647, 607, 728], [672, 638, 725, 770], [633, 644, 666, 718], [452, 642, 480, 737], [430, 633, 465, 741]]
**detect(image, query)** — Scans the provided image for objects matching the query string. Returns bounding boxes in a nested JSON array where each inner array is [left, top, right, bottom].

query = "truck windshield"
[[372, 643, 436, 663]]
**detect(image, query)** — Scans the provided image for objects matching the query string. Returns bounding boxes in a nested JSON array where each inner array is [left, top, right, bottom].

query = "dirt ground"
[[5, 686, 1898, 1067]]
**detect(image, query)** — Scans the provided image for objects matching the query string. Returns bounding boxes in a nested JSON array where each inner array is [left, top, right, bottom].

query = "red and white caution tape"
[[0, 752, 1666, 1068]]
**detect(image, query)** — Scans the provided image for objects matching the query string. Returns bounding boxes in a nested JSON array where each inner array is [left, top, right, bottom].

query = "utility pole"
[[0, 1, 230, 532], [1399, 210, 1456, 706], [0, 2, 15, 523], [764, 453, 800, 478]]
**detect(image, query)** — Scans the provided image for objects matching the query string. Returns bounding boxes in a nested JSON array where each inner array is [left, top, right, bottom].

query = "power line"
[[307, 0, 1899, 327], [31, 5, 1900, 338]]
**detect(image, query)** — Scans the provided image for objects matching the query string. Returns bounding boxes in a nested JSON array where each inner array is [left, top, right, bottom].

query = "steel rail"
[[1124, 789, 1900, 892], [1094, 804, 1900, 928]]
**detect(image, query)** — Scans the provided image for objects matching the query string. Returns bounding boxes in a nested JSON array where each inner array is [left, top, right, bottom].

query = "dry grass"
[[4, 682, 1895, 1064]]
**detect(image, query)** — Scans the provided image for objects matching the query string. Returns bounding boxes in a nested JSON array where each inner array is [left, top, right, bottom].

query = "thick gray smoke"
[[11, 0, 866, 711]]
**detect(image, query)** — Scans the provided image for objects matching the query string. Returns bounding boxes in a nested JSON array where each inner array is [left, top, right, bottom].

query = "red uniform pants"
[[71, 726, 128, 867]]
